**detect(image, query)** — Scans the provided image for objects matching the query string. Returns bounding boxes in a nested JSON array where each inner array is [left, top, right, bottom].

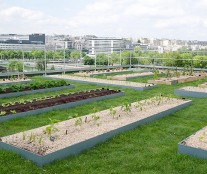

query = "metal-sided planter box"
[[0, 91, 124, 122], [0, 100, 191, 167], [0, 85, 75, 99], [108, 72, 154, 81], [44, 76, 156, 91], [0, 79, 31, 86], [148, 79, 178, 85], [174, 88, 207, 98], [178, 126, 207, 160]]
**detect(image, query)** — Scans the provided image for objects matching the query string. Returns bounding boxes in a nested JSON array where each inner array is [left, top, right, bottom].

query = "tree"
[[7, 60, 23, 72], [83, 56, 94, 65]]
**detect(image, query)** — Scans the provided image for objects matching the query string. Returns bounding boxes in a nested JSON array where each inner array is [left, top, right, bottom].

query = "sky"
[[0, 0, 207, 40]]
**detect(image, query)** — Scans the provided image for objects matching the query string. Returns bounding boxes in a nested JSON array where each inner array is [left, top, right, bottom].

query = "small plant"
[[74, 117, 83, 127], [22, 132, 26, 140], [109, 107, 117, 119], [153, 70, 159, 79], [45, 118, 60, 139], [0, 111, 6, 116], [135, 101, 143, 111], [121, 100, 132, 113], [38, 135, 43, 145], [10, 110, 16, 114]]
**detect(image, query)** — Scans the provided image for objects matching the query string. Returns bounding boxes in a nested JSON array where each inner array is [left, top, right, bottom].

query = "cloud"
[[0, 0, 206, 40]]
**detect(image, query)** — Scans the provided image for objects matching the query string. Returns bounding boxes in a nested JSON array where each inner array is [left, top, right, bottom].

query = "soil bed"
[[198, 82, 207, 88], [0, 97, 191, 166], [108, 72, 154, 80], [148, 73, 207, 85], [74, 69, 132, 77], [0, 88, 122, 117], [178, 126, 207, 160], [47, 75, 156, 91]]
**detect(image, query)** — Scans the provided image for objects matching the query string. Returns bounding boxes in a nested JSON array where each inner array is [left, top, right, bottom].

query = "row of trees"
[[0, 50, 86, 60], [1, 48, 207, 69], [83, 50, 207, 68]]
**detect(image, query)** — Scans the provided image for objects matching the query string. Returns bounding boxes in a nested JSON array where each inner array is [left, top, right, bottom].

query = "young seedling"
[[45, 118, 60, 140], [109, 107, 117, 119], [121, 100, 132, 114], [10, 110, 16, 114], [74, 117, 83, 127], [0, 111, 6, 116]]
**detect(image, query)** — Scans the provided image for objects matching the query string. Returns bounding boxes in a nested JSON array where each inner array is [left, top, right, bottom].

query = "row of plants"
[[0, 88, 121, 116], [0, 79, 69, 93]]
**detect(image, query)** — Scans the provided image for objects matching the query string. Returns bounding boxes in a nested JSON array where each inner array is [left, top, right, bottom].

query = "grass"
[[0, 75, 207, 173]]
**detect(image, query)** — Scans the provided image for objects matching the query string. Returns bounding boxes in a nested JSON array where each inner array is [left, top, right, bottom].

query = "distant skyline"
[[0, 0, 207, 41]]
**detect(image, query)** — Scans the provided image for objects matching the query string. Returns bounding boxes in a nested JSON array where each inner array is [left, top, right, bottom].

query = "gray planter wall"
[[0, 92, 124, 122], [0, 100, 191, 167], [0, 85, 75, 99], [44, 77, 156, 91], [174, 89, 207, 98]]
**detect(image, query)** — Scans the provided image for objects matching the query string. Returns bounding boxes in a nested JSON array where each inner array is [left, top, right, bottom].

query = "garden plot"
[[198, 82, 207, 88], [0, 80, 74, 99], [0, 78, 31, 85], [178, 126, 207, 160], [47, 75, 156, 91], [148, 74, 207, 85], [108, 72, 153, 80], [74, 69, 132, 77], [0, 88, 124, 122], [0, 96, 192, 166], [174, 86, 207, 98]]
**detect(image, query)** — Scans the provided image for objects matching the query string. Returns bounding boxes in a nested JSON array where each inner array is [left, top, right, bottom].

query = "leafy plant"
[[109, 107, 117, 119], [121, 100, 132, 113], [45, 118, 60, 138], [74, 117, 83, 127]]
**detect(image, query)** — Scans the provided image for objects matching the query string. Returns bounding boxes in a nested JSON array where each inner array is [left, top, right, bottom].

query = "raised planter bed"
[[148, 74, 206, 85], [198, 82, 207, 88], [178, 126, 207, 160], [108, 72, 154, 80], [46, 75, 156, 91], [0, 79, 31, 86], [0, 88, 124, 122], [0, 84, 75, 99], [0, 96, 191, 166], [174, 86, 207, 98], [74, 69, 132, 77]]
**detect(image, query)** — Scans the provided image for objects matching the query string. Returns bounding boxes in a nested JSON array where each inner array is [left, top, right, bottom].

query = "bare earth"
[[108, 72, 154, 80], [48, 75, 154, 88], [182, 126, 207, 150], [1, 97, 190, 156], [74, 69, 130, 77]]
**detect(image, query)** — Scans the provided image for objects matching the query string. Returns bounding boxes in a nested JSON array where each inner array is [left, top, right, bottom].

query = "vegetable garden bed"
[[148, 74, 206, 85], [0, 96, 191, 166], [178, 126, 207, 160], [107, 72, 154, 80], [0, 80, 74, 99], [74, 69, 133, 77], [174, 86, 207, 98], [0, 88, 124, 122], [198, 82, 207, 88], [46, 75, 156, 91]]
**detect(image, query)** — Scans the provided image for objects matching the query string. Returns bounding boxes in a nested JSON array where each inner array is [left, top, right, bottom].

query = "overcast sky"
[[0, 0, 207, 40]]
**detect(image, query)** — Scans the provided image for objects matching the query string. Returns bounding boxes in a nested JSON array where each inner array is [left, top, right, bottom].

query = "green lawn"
[[0, 75, 207, 174]]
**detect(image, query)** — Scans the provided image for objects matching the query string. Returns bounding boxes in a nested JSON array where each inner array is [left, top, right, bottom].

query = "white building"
[[87, 37, 125, 55]]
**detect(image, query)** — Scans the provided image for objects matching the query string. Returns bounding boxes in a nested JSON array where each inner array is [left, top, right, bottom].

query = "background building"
[[86, 37, 125, 55], [0, 33, 45, 50]]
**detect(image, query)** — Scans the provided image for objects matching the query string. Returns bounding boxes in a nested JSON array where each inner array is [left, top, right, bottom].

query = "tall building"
[[0, 33, 45, 50], [86, 37, 125, 55]]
